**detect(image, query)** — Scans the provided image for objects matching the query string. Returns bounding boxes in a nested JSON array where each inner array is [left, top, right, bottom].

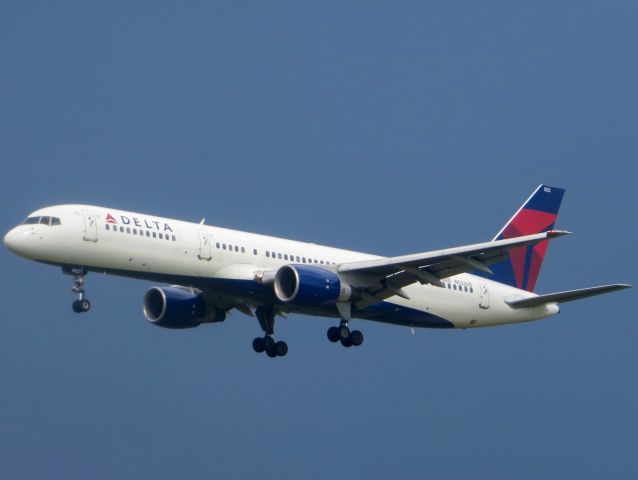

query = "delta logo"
[[106, 212, 173, 232]]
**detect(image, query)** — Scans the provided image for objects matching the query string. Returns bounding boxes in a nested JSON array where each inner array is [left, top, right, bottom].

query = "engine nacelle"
[[143, 286, 226, 329], [273, 264, 351, 306]]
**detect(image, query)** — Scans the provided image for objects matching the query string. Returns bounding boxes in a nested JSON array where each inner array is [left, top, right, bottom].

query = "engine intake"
[[274, 264, 351, 306], [143, 286, 226, 329]]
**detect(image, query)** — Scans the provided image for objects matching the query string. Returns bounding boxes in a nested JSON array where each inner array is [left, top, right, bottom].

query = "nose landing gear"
[[65, 267, 91, 313]]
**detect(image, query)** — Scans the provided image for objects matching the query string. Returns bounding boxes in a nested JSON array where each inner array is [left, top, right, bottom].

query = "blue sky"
[[1, 2, 636, 479]]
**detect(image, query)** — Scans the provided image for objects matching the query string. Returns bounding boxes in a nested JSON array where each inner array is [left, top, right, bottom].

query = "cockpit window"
[[21, 216, 62, 226]]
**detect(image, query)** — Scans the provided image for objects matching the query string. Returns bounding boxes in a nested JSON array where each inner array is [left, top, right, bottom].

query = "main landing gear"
[[327, 320, 364, 348], [67, 267, 91, 313], [252, 305, 288, 358]]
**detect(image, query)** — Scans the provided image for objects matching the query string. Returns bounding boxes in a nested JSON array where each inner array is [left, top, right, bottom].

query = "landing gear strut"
[[66, 267, 91, 313], [327, 320, 363, 348], [252, 305, 288, 358]]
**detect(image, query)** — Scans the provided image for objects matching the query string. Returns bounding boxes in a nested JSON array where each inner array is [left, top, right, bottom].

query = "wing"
[[337, 230, 570, 308], [505, 284, 631, 308]]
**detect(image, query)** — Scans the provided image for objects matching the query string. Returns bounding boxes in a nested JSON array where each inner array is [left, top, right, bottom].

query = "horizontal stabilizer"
[[506, 284, 631, 309]]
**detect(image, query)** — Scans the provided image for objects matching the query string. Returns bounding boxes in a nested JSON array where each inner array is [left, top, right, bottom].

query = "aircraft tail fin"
[[474, 185, 565, 292]]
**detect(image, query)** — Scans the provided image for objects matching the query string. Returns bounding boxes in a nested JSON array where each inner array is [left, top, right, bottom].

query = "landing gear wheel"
[[72, 300, 83, 313], [337, 325, 350, 341], [72, 299, 91, 313], [266, 346, 278, 358], [252, 337, 265, 353], [263, 336, 275, 352], [327, 326, 340, 343], [341, 337, 353, 347], [350, 330, 364, 346], [275, 341, 288, 357]]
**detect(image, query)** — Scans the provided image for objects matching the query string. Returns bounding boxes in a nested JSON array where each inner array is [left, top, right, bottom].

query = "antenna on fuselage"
[[199, 218, 205, 225]]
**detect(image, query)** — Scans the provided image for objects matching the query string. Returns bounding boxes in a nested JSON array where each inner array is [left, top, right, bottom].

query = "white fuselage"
[[4, 204, 559, 329]]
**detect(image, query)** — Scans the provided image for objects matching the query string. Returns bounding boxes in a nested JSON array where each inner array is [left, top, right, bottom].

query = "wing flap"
[[506, 284, 631, 309]]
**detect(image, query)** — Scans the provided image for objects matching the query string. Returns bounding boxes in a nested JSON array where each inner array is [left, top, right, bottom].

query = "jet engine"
[[273, 264, 352, 306], [143, 286, 226, 329]]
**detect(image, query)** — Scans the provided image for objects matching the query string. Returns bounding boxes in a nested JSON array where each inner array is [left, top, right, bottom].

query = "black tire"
[[72, 300, 83, 313], [275, 341, 288, 357], [80, 299, 91, 312], [340, 337, 353, 348], [263, 336, 275, 351], [266, 348, 277, 358], [350, 330, 364, 347], [252, 337, 265, 353], [327, 326, 340, 342], [337, 325, 350, 340]]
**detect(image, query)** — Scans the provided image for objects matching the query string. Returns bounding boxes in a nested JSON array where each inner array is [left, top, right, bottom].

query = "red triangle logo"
[[106, 213, 117, 224]]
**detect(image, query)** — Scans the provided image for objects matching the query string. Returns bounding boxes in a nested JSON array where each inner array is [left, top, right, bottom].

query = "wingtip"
[[547, 229, 572, 237]]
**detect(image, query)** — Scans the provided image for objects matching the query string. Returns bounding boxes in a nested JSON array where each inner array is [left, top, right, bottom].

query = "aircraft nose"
[[3, 228, 19, 253]]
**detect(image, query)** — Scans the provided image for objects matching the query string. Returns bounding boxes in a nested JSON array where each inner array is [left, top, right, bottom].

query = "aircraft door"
[[82, 210, 98, 242], [197, 229, 213, 261], [479, 282, 490, 309]]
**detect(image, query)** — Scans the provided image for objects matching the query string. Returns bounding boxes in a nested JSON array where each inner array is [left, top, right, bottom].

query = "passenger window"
[[172, 235, 176, 241], [278, 253, 282, 259], [127, 227, 131, 234], [253, 249, 258, 255], [152, 232, 156, 238], [159, 233, 163, 239], [266, 251, 270, 257], [106, 224, 110, 231], [241, 247, 245, 253], [235, 246, 239, 252], [120, 226, 124, 232], [320, 260, 324, 264], [216, 242, 220, 249], [296, 256, 300, 262], [284, 254, 289, 260], [133, 229, 137, 235], [146, 231, 150, 237], [223, 244, 227, 250], [302, 258, 306, 263]]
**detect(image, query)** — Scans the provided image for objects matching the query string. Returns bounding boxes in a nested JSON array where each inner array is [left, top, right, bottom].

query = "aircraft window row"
[[22, 216, 62, 226], [216, 242, 247, 254], [264, 250, 335, 265], [211, 240, 336, 265], [446, 282, 473, 293], [105, 223, 176, 241]]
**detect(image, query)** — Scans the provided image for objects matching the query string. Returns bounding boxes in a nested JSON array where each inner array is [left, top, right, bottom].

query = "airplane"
[[3, 185, 630, 358]]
